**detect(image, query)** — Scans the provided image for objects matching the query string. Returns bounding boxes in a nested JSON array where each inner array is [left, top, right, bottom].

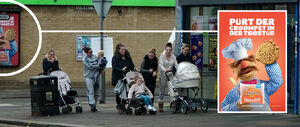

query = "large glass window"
[[184, 3, 296, 101]]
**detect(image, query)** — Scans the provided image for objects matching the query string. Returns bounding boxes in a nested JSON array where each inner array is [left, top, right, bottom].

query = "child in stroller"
[[49, 70, 83, 114], [127, 76, 157, 115]]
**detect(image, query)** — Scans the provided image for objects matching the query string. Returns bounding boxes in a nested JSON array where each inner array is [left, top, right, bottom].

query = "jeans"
[[138, 95, 153, 106], [84, 77, 99, 107]]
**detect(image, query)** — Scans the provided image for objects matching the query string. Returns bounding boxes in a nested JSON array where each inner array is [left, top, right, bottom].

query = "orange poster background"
[[218, 11, 286, 112]]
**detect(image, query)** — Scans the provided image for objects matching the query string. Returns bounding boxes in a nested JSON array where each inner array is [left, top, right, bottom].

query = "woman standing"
[[158, 43, 178, 112], [140, 49, 158, 103], [43, 49, 60, 75], [112, 43, 135, 113], [82, 47, 100, 112], [176, 43, 192, 64]]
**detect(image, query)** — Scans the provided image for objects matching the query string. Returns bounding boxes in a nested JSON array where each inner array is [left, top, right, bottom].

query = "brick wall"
[[0, 6, 174, 89]]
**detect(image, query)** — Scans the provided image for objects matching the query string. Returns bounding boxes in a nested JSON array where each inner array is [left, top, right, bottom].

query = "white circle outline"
[[0, 0, 42, 76]]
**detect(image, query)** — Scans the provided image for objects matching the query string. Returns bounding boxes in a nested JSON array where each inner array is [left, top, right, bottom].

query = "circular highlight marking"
[[0, 0, 42, 76]]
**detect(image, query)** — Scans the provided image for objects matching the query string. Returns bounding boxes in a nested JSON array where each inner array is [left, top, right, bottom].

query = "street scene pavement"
[[0, 88, 300, 127]]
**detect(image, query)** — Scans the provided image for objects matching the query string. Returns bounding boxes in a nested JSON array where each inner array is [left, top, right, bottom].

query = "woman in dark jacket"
[[176, 43, 192, 64], [112, 43, 135, 113], [140, 49, 158, 103], [43, 49, 59, 75]]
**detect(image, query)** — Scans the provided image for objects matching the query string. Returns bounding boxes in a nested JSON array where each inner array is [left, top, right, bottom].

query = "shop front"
[[174, 0, 299, 113]]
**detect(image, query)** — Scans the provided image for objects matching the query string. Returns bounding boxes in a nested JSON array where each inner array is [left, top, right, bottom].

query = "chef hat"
[[222, 38, 253, 61]]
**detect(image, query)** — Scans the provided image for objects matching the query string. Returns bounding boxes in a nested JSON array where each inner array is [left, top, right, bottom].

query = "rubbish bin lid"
[[30, 75, 57, 80]]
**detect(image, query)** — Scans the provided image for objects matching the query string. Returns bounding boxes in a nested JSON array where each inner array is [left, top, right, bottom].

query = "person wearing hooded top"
[[82, 47, 100, 112], [140, 48, 158, 103], [158, 42, 178, 112], [111, 43, 135, 113]]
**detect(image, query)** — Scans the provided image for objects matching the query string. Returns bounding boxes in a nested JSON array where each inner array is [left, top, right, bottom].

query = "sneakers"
[[147, 105, 153, 110], [91, 106, 98, 112], [152, 106, 157, 112]]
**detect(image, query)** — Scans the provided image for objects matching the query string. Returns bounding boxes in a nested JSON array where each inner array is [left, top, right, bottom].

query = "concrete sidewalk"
[[0, 88, 116, 99], [0, 89, 299, 127]]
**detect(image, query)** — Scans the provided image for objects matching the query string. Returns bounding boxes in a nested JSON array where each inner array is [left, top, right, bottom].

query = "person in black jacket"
[[43, 49, 59, 75], [176, 43, 192, 64], [140, 49, 158, 103], [112, 43, 135, 113]]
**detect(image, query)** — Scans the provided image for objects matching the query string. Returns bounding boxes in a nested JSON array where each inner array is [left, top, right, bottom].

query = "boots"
[[158, 101, 164, 112]]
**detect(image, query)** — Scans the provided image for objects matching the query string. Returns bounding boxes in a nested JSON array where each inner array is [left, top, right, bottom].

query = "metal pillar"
[[99, 0, 106, 103]]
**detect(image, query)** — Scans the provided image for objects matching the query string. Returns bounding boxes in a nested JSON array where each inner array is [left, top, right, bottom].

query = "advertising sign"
[[218, 11, 287, 113], [0, 11, 20, 67], [191, 16, 203, 30], [191, 34, 203, 71], [208, 34, 217, 69]]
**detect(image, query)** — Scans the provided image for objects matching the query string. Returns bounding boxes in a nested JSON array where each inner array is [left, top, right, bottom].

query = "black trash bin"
[[30, 75, 60, 116]]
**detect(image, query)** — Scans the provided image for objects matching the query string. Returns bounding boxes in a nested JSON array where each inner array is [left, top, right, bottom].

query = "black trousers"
[[116, 94, 121, 104], [145, 78, 156, 103]]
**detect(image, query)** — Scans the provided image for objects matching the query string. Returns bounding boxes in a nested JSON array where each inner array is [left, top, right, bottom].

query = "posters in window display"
[[191, 34, 203, 71], [191, 16, 203, 30], [208, 16, 217, 30], [209, 34, 217, 69]]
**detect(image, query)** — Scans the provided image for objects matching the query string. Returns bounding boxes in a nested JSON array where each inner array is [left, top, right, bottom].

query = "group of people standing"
[[43, 42, 192, 113], [112, 42, 192, 113]]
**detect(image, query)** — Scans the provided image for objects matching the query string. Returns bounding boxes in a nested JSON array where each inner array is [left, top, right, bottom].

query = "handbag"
[[114, 79, 124, 94]]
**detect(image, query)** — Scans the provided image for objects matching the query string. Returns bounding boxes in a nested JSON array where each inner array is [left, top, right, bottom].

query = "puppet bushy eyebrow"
[[230, 55, 255, 68]]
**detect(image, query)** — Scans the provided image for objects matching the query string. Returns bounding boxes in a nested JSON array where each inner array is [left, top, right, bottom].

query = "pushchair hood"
[[50, 70, 71, 95], [174, 62, 200, 88]]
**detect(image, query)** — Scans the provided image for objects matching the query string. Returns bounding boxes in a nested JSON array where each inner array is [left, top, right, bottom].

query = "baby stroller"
[[115, 71, 156, 115], [168, 62, 208, 114], [49, 70, 83, 114]]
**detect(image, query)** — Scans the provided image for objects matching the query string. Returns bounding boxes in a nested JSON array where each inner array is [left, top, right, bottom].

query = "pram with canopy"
[[168, 62, 208, 114]]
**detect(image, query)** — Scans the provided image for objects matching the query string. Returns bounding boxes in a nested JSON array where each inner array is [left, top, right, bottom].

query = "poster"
[[218, 11, 287, 113], [0, 11, 20, 67], [208, 34, 217, 69], [76, 35, 96, 61], [191, 16, 203, 30], [191, 34, 203, 71], [208, 16, 217, 30], [76, 35, 113, 68]]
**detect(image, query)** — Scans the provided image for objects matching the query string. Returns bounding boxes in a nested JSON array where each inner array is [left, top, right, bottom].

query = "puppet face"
[[232, 56, 258, 81]]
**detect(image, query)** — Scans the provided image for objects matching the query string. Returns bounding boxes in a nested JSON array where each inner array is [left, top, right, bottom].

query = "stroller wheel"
[[67, 106, 72, 113], [200, 100, 208, 112], [134, 109, 142, 115], [76, 106, 83, 113], [62, 107, 69, 114], [170, 101, 178, 113], [141, 107, 147, 114], [149, 110, 156, 115], [180, 101, 188, 114], [191, 107, 197, 112], [126, 108, 133, 115]]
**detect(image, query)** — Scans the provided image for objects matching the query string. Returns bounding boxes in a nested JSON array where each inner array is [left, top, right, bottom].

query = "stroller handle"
[[164, 70, 172, 81]]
